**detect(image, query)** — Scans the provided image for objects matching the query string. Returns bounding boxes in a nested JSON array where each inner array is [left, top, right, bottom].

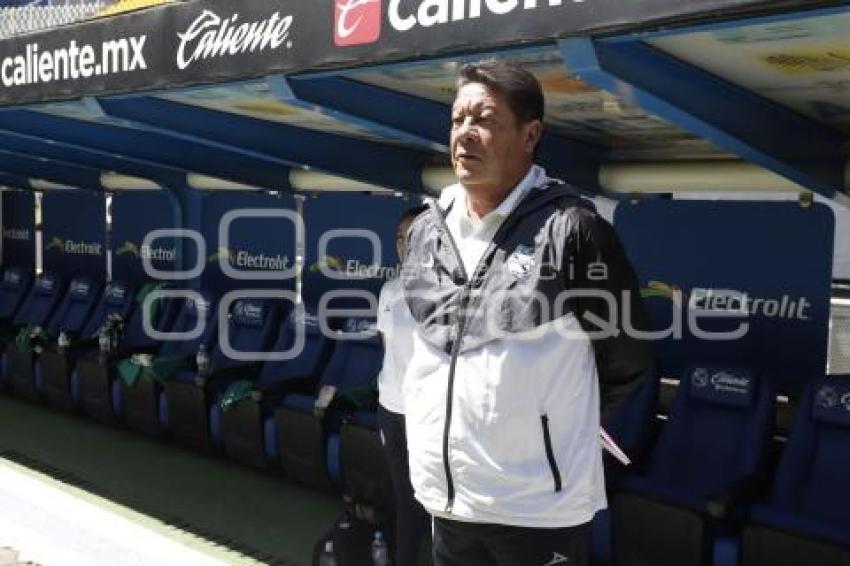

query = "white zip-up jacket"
[[401, 171, 652, 527]]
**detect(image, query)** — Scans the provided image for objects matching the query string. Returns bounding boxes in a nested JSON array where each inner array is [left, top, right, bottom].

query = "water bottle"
[[98, 328, 111, 358], [338, 510, 352, 530], [371, 531, 390, 566], [317, 540, 337, 566], [196, 343, 210, 376], [57, 329, 70, 354]]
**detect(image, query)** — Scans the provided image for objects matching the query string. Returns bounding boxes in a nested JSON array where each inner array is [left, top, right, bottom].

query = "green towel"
[[15, 325, 48, 351], [14, 326, 29, 350], [146, 355, 187, 385], [219, 380, 254, 412], [118, 354, 188, 388], [117, 358, 144, 387]]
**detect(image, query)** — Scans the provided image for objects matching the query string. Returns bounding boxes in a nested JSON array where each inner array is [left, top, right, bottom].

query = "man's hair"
[[398, 204, 428, 229], [457, 59, 544, 125]]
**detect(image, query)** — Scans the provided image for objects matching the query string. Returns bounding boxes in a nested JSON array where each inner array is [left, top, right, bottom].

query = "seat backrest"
[[80, 280, 135, 338], [45, 277, 100, 337], [647, 365, 775, 496], [210, 299, 281, 370], [318, 318, 383, 391], [12, 271, 63, 327], [256, 309, 334, 388], [158, 291, 218, 357], [770, 376, 850, 527], [121, 284, 182, 349], [0, 267, 31, 320]]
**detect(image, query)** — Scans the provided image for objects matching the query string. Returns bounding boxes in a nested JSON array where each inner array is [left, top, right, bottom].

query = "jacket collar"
[[437, 165, 550, 218]]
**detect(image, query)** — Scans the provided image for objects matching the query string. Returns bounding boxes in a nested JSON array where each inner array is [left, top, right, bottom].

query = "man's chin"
[[455, 168, 482, 185], [457, 176, 494, 192]]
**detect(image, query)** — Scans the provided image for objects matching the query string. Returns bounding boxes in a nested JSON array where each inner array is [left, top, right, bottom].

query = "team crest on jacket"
[[506, 244, 536, 279]]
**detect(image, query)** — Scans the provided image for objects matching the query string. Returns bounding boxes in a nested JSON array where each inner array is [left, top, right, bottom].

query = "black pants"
[[433, 517, 590, 566], [377, 405, 432, 565]]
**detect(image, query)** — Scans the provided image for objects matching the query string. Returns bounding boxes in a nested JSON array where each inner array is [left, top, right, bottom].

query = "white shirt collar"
[[491, 165, 547, 218], [437, 165, 550, 219]]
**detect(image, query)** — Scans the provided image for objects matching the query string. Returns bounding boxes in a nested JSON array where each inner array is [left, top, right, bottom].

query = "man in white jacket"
[[401, 59, 652, 565]]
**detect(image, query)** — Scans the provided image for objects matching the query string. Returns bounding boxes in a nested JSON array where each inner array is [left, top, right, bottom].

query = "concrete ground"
[[0, 395, 342, 565]]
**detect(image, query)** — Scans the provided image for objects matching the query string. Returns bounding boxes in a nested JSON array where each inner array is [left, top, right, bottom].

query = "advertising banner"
[[615, 199, 834, 395], [0, 0, 789, 106], [303, 192, 411, 311], [42, 191, 106, 280], [201, 191, 297, 293], [111, 191, 178, 281], [2, 190, 35, 269]]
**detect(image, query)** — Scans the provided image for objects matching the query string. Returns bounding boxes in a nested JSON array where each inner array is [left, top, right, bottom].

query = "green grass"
[[0, 395, 342, 565]]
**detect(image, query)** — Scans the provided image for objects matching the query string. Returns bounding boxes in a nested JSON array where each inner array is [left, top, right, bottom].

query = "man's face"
[[450, 82, 541, 195]]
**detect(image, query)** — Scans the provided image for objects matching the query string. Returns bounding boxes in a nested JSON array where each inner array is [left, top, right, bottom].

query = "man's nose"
[[454, 117, 478, 141]]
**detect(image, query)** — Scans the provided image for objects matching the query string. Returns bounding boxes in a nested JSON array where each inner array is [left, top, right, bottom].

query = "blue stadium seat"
[[740, 376, 850, 566], [1, 272, 63, 393], [592, 367, 660, 565], [77, 283, 180, 423], [67, 281, 135, 406], [76, 280, 136, 341], [0, 267, 31, 328], [0, 267, 32, 382], [31, 277, 101, 407], [8, 277, 97, 399], [122, 291, 217, 437], [10, 271, 63, 329], [43, 278, 100, 340], [273, 318, 383, 492], [612, 366, 775, 566], [118, 285, 181, 353], [164, 298, 281, 451], [71, 281, 141, 422], [214, 308, 334, 468]]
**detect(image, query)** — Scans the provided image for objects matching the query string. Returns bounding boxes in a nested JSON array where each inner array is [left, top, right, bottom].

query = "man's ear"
[[523, 120, 543, 154]]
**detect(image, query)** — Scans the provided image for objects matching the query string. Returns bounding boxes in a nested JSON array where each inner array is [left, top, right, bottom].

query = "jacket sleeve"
[[563, 209, 654, 422]]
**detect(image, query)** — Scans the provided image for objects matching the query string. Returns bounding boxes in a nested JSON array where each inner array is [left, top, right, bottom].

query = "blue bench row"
[[0, 266, 393, 515], [596, 366, 850, 566], [5, 266, 847, 565]]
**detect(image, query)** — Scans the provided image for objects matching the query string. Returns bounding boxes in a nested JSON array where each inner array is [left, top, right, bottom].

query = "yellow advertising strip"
[[97, 0, 176, 18]]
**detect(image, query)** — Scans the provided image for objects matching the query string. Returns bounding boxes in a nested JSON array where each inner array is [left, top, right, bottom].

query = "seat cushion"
[[621, 474, 708, 514], [750, 504, 850, 548]]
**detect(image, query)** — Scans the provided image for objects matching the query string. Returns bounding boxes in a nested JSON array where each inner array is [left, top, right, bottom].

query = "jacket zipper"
[[541, 414, 563, 493], [442, 287, 468, 513], [427, 182, 577, 514], [429, 202, 469, 514]]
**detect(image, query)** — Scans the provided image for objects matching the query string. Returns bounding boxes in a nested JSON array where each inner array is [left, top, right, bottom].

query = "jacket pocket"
[[541, 414, 562, 493]]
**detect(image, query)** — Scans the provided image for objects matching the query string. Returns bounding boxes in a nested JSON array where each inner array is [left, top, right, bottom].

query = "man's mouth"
[[456, 153, 480, 163]]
